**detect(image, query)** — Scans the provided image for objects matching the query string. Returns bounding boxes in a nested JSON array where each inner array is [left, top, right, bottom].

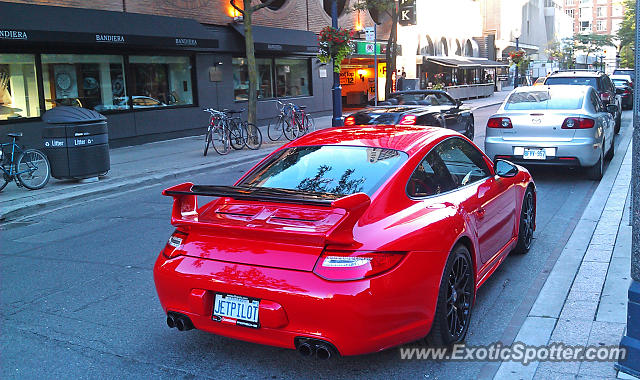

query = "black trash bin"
[[42, 106, 110, 180]]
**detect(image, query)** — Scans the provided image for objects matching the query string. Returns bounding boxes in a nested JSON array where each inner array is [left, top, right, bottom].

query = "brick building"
[[0, 0, 382, 147]]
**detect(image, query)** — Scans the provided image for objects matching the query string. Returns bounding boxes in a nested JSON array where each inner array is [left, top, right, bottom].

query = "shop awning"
[[0, 2, 219, 50], [423, 56, 508, 68], [230, 24, 319, 55]]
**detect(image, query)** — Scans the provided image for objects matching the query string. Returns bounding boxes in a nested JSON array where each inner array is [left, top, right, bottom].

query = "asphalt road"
[[1, 108, 631, 379]]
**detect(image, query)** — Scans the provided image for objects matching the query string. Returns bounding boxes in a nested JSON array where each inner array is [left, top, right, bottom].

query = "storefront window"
[[0, 54, 40, 121], [232, 58, 273, 101], [275, 58, 310, 97], [129, 56, 194, 108], [41, 54, 127, 113]]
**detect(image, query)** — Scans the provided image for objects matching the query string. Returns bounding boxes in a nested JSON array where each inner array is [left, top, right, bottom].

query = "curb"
[[0, 150, 272, 223]]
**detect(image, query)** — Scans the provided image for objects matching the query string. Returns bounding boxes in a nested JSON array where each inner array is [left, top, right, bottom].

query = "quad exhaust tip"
[[166, 311, 194, 331], [295, 338, 337, 360]]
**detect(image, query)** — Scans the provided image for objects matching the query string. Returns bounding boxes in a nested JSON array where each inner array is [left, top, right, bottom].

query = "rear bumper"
[[484, 137, 601, 167], [153, 251, 446, 356]]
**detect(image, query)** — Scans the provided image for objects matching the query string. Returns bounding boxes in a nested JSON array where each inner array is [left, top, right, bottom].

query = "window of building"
[[275, 58, 310, 97], [128, 55, 194, 109], [322, 0, 347, 17], [612, 5, 623, 16], [566, 8, 575, 17], [0, 54, 40, 121], [259, 0, 286, 10], [232, 57, 273, 101], [41, 54, 127, 112], [580, 0, 592, 4], [566, 0, 575, 5], [580, 21, 592, 32], [596, 20, 606, 31], [596, 6, 605, 17]]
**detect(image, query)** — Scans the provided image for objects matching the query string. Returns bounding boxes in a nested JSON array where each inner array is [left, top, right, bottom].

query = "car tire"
[[513, 188, 535, 254], [615, 111, 621, 134], [426, 244, 474, 347], [605, 135, 615, 161], [586, 145, 604, 181], [464, 119, 474, 141]]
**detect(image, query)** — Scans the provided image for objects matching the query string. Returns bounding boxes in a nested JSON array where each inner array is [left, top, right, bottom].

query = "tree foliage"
[[353, 0, 398, 98], [617, 0, 635, 50], [572, 33, 615, 65]]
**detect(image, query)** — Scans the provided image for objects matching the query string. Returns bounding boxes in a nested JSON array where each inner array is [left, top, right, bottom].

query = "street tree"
[[573, 33, 616, 67], [353, 0, 399, 98], [230, 0, 275, 137], [617, 0, 635, 66], [617, 0, 635, 49]]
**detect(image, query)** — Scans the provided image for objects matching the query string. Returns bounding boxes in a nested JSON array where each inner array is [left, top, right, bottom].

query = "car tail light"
[[344, 116, 356, 126], [313, 250, 406, 281], [625, 88, 632, 95], [162, 230, 188, 259], [398, 115, 417, 125], [487, 117, 512, 128], [561, 117, 595, 129], [600, 91, 611, 103]]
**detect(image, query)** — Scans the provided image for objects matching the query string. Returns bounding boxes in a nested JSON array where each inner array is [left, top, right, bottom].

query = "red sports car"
[[154, 125, 536, 358]]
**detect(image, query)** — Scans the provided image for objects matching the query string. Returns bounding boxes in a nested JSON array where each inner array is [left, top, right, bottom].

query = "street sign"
[[399, 0, 417, 26], [365, 43, 375, 54], [497, 74, 509, 81], [364, 27, 374, 41]]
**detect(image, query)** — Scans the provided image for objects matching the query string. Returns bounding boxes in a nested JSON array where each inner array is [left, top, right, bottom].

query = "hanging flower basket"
[[509, 50, 526, 66], [317, 26, 355, 73]]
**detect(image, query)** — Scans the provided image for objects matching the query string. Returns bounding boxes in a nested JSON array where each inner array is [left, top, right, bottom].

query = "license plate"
[[212, 293, 260, 328], [523, 148, 546, 160]]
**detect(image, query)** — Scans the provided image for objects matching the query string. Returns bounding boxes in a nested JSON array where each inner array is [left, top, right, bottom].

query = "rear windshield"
[[612, 79, 629, 86], [544, 76, 598, 88], [240, 145, 408, 196], [505, 90, 584, 110], [355, 112, 399, 125]]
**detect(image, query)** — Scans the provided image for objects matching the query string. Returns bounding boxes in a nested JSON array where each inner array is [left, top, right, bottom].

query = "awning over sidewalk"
[[422, 56, 508, 68], [0, 2, 219, 50], [230, 24, 319, 55]]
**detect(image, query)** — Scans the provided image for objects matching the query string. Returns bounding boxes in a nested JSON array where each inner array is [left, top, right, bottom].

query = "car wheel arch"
[[452, 235, 478, 293]]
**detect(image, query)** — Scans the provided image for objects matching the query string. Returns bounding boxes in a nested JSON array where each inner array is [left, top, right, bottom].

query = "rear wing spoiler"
[[162, 182, 371, 245]]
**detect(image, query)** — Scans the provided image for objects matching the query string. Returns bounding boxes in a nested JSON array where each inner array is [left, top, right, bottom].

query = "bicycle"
[[203, 108, 262, 156], [267, 100, 314, 141], [0, 132, 51, 191]]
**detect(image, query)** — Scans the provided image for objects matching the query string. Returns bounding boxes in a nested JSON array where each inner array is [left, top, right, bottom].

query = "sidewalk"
[[0, 90, 509, 222], [493, 120, 634, 379]]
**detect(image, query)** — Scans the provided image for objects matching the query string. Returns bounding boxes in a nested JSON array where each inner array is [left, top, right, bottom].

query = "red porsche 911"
[[153, 125, 536, 358]]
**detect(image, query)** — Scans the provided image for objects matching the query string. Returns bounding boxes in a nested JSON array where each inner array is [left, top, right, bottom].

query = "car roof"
[[512, 84, 591, 94], [390, 90, 448, 96], [547, 71, 603, 78], [285, 125, 453, 156]]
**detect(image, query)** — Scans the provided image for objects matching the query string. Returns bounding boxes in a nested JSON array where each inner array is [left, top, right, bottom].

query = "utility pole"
[[616, 0, 640, 376], [331, 0, 343, 127]]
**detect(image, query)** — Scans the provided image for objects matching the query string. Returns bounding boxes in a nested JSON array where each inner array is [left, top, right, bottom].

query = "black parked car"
[[612, 78, 633, 110], [345, 90, 475, 139], [543, 71, 622, 133]]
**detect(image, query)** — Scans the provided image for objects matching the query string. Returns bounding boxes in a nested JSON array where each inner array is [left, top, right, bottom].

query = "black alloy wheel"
[[513, 188, 535, 254], [426, 244, 474, 346]]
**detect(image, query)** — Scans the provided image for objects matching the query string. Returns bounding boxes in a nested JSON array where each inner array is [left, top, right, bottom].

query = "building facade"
[[562, 0, 625, 71], [0, 0, 379, 147]]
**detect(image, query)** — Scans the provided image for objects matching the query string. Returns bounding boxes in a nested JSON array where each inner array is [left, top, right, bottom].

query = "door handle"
[[476, 207, 486, 218]]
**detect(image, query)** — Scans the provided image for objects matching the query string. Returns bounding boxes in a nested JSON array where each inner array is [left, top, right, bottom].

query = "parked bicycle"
[[267, 100, 314, 141], [0, 132, 51, 191], [203, 108, 262, 156]]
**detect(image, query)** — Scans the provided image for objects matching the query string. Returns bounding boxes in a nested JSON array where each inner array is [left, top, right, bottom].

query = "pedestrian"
[[396, 71, 407, 91]]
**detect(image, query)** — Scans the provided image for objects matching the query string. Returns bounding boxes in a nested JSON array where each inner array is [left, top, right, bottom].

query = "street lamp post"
[[616, 0, 640, 376], [513, 28, 520, 89], [331, 0, 343, 127]]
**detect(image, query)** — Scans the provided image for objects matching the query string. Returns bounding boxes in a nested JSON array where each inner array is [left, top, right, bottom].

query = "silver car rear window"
[[504, 90, 584, 110]]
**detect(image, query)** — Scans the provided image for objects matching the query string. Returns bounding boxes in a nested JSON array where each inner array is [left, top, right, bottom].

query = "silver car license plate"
[[523, 148, 546, 160]]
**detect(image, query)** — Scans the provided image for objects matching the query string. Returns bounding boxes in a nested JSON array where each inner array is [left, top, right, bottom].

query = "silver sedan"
[[484, 85, 616, 180]]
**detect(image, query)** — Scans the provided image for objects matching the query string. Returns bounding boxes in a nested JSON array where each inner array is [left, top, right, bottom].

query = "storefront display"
[[0, 54, 39, 121], [129, 56, 194, 107], [232, 58, 273, 101]]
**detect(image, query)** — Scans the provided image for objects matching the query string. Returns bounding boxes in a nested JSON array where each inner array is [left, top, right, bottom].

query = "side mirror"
[[615, 87, 625, 95], [606, 104, 617, 114], [494, 159, 519, 178]]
